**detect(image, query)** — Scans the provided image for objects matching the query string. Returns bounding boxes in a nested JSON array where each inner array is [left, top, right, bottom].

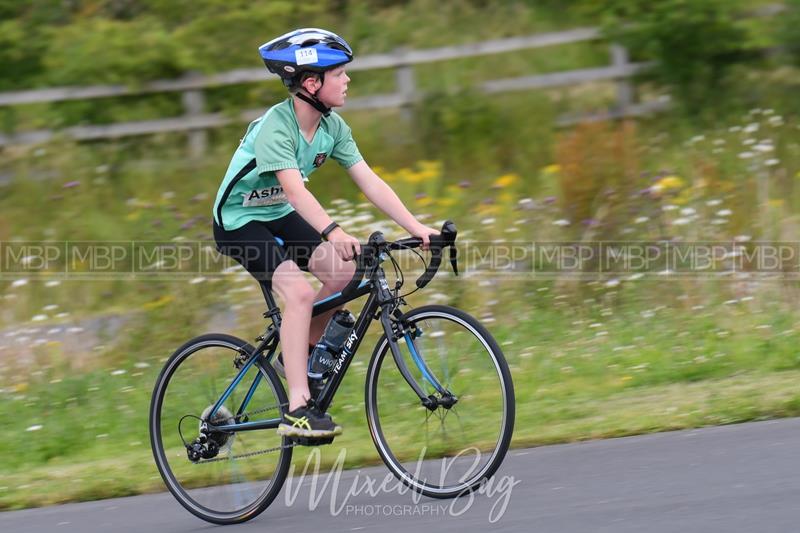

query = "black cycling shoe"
[[277, 399, 342, 439]]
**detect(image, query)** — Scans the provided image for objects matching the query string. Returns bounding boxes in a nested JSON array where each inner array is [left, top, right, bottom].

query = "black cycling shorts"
[[212, 211, 322, 293]]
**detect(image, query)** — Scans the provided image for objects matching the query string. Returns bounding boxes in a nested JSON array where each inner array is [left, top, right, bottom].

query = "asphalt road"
[[3, 418, 800, 533]]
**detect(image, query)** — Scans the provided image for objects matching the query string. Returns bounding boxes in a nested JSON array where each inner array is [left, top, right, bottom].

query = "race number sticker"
[[295, 48, 318, 66]]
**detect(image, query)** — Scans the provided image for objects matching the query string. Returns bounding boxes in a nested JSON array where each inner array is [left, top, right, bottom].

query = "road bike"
[[149, 220, 515, 524]]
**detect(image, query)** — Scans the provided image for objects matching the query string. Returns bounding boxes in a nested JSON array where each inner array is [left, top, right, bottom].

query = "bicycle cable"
[[385, 242, 427, 301]]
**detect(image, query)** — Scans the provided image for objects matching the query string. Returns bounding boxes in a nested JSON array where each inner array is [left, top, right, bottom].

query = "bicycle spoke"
[[369, 307, 514, 497], [151, 335, 291, 523]]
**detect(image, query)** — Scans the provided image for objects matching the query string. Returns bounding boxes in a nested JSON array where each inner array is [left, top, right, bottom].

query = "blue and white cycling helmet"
[[259, 28, 353, 115]]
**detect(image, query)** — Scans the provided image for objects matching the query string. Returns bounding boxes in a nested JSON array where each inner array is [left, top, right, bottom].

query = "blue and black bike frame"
[[205, 222, 459, 435], [205, 268, 447, 435]]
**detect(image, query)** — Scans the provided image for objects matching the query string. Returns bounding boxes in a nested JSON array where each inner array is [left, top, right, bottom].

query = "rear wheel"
[[149, 333, 291, 524], [365, 305, 515, 498]]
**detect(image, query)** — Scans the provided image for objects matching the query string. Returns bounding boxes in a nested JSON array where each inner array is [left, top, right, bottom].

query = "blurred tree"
[[41, 17, 187, 85], [173, 1, 336, 71], [415, 88, 504, 173], [0, 20, 46, 90], [599, 0, 754, 117], [778, 0, 800, 67], [0, 0, 24, 19]]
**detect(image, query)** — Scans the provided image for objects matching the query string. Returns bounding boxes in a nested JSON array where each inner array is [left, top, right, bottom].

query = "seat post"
[[260, 282, 282, 327]]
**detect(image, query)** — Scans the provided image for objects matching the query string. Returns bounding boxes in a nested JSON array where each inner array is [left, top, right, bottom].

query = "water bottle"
[[308, 309, 356, 379]]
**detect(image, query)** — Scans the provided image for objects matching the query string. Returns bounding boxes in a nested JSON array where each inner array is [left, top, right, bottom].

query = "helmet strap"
[[296, 75, 331, 117]]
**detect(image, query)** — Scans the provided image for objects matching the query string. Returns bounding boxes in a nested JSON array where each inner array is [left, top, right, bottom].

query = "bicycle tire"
[[149, 333, 292, 524], [365, 304, 515, 499]]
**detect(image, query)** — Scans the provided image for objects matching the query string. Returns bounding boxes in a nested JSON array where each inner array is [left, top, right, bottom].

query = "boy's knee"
[[326, 261, 356, 291], [281, 281, 314, 305], [273, 263, 315, 305]]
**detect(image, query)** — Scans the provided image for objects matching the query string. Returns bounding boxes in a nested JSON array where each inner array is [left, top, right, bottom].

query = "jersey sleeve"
[[253, 118, 299, 176], [329, 114, 364, 169]]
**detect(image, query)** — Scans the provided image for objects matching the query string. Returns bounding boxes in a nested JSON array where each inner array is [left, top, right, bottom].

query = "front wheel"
[[365, 305, 515, 499]]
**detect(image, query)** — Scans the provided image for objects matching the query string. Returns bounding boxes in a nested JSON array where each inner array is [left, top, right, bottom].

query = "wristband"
[[321, 221, 340, 241]]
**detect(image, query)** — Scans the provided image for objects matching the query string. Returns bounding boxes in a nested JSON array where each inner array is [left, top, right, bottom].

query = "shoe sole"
[[277, 423, 343, 438]]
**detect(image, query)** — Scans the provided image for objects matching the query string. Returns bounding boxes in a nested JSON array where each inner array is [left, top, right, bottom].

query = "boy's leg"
[[306, 241, 357, 342], [271, 260, 316, 411]]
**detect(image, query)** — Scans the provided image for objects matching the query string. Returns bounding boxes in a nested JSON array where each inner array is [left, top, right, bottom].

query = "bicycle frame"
[[206, 264, 448, 434]]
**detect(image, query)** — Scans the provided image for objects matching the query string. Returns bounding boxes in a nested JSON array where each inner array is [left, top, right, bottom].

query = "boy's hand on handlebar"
[[410, 223, 441, 251], [328, 227, 362, 261]]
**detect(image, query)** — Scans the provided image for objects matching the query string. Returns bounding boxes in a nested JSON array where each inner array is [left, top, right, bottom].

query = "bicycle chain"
[[197, 442, 297, 463], [194, 402, 295, 463]]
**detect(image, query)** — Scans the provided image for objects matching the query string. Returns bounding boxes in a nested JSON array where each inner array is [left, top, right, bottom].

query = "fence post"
[[394, 47, 416, 121], [181, 73, 207, 159], [610, 44, 635, 114]]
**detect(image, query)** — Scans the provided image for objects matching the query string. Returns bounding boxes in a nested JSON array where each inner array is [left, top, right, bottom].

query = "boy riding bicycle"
[[212, 28, 439, 440]]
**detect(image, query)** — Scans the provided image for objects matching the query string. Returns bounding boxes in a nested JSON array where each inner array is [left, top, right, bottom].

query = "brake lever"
[[449, 245, 459, 276]]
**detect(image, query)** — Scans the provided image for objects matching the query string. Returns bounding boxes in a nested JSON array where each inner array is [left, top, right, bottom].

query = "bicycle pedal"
[[289, 435, 335, 447]]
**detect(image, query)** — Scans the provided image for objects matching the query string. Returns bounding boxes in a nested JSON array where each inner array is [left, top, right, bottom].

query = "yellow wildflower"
[[143, 294, 175, 311], [492, 173, 520, 188], [673, 190, 692, 205], [542, 164, 561, 175], [475, 203, 500, 215], [499, 192, 515, 204], [418, 160, 442, 173], [655, 175, 685, 190], [399, 168, 426, 184]]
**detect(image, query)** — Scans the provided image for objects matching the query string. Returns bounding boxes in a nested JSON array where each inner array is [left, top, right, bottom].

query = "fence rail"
[[0, 27, 659, 152]]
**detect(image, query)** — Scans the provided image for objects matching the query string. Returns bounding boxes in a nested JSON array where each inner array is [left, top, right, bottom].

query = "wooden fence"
[[0, 27, 669, 155]]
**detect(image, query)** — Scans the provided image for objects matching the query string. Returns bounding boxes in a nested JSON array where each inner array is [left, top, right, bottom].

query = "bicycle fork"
[[380, 305, 457, 411]]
